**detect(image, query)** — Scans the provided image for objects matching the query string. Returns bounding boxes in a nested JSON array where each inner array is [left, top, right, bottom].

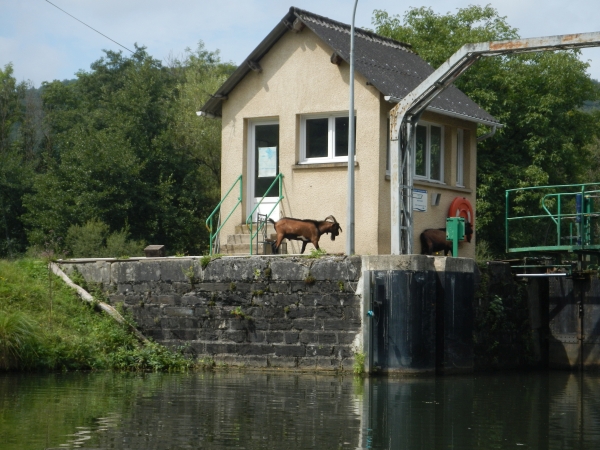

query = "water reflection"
[[1, 371, 600, 449]]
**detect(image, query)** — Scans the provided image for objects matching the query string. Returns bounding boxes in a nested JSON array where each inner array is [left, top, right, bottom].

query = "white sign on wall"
[[413, 188, 427, 212], [258, 146, 277, 178]]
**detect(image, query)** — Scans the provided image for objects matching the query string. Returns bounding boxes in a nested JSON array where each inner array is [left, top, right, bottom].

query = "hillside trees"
[[21, 44, 233, 256], [373, 5, 600, 255], [0, 64, 41, 257]]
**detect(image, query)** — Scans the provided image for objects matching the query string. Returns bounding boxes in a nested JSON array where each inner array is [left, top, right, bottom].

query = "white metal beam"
[[389, 31, 600, 255]]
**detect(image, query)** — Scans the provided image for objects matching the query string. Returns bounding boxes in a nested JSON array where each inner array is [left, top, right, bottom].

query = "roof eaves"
[[198, 8, 299, 117], [198, 7, 415, 117], [425, 106, 503, 127]]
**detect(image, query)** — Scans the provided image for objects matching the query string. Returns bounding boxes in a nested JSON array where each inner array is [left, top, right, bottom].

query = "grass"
[[230, 306, 249, 320], [304, 248, 327, 259], [0, 310, 41, 370], [0, 258, 193, 372], [200, 253, 223, 270], [475, 239, 496, 265], [353, 352, 366, 375]]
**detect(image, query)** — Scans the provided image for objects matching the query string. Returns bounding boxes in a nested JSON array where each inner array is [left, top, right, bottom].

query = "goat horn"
[[324, 215, 337, 223]]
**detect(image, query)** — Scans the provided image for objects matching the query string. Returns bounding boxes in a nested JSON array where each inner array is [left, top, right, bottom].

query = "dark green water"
[[1, 371, 599, 449]]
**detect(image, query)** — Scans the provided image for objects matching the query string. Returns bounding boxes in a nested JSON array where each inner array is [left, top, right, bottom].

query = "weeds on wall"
[[304, 248, 327, 259], [200, 255, 211, 269], [196, 356, 216, 370], [230, 306, 250, 320], [353, 352, 365, 375], [304, 274, 316, 285], [183, 265, 199, 285]]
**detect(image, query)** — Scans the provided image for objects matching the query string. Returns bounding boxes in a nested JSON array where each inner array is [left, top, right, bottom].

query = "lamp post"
[[346, 0, 358, 255]]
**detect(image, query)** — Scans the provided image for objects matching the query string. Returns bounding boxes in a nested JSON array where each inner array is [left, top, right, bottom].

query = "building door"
[[248, 121, 280, 222]]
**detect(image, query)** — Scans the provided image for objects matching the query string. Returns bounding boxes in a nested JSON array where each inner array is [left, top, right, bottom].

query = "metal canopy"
[[388, 31, 600, 255]]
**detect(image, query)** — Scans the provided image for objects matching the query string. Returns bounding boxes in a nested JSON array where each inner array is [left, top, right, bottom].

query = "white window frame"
[[413, 121, 445, 183], [299, 113, 354, 163], [456, 129, 464, 187], [386, 117, 391, 177]]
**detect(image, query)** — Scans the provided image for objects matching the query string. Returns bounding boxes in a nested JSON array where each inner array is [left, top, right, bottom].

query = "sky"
[[1, 0, 599, 87]]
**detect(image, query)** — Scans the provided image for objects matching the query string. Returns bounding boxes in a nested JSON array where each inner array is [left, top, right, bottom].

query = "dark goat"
[[268, 215, 342, 254], [420, 222, 473, 256]]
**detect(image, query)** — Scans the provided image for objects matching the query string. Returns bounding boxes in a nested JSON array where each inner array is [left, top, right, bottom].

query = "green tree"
[[169, 42, 235, 189], [373, 5, 600, 254], [23, 45, 231, 255], [0, 64, 37, 257], [166, 43, 236, 250]]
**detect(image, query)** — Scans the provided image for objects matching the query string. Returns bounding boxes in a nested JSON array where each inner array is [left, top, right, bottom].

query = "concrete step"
[[226, 233, 278, 245], [220, 244, 249, 255], [221, 242, 285, 255], [220, 224, 282, 255], [226, 234, 252, 245], [234, 224, 276, 235], [219, 235, 288, 255]]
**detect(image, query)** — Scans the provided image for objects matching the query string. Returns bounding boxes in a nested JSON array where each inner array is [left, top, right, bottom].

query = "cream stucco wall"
[[219, 27, 479, 257]]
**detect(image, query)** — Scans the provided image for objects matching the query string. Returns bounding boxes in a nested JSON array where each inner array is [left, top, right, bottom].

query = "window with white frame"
[[456, 129, 464, 187], [300, 114, 355, 163], [414, 122, 443, 182]]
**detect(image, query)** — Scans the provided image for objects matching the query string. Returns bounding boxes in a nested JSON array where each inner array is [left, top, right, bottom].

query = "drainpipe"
[[476, 125, 497, 142], [347, 0, 358, 256]]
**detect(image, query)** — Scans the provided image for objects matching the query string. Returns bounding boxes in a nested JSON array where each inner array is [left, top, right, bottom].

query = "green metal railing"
[[205, 175, 242, 256], [246, 173, 284, 255], [505, 183, 600, 254]]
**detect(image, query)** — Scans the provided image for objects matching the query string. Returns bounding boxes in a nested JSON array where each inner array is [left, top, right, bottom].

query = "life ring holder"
[[448, 197, 474, 226]]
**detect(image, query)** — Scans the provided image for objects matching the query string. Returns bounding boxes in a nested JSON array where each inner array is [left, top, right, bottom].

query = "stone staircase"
[[219, 223, 287, 255]]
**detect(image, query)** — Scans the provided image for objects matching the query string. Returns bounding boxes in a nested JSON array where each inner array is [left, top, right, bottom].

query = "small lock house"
[[199, 7, 500, 258]]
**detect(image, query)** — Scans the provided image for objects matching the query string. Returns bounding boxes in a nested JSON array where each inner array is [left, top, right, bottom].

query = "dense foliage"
[[373, 5, 600, 255], [0, 64, 40, 258], [0, 43, 233, 258], [0, 258, 192, 371]]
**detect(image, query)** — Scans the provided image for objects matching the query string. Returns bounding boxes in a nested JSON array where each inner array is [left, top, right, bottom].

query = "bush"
[[476, 239, 496, 265], [108, 341, 193, 372], [0, 310, 42, 370], [65, 219, 145, 258], [65, 219, 109, 258]]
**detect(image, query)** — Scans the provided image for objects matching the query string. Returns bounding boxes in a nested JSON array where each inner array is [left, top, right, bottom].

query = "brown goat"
[[420, 222, 473, 256], [268, 215, 342, 254]]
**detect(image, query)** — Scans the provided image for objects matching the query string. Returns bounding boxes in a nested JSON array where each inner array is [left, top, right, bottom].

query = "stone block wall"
[[61, 256, 362, 371]]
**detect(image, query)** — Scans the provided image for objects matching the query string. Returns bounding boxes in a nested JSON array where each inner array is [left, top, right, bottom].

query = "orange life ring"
[[448, 197, 474, 226]]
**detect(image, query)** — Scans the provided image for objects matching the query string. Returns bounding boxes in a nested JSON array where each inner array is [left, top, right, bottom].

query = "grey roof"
[[199, 7, 499, 125]]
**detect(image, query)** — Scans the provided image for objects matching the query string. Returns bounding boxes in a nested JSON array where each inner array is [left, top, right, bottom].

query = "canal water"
[[1, 371, 599, 449]]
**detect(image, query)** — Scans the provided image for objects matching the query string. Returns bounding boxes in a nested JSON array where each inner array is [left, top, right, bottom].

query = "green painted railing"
[[246, 173, 284, 255], [505, 183, 600, 254], [205, 175, 243, 256]]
